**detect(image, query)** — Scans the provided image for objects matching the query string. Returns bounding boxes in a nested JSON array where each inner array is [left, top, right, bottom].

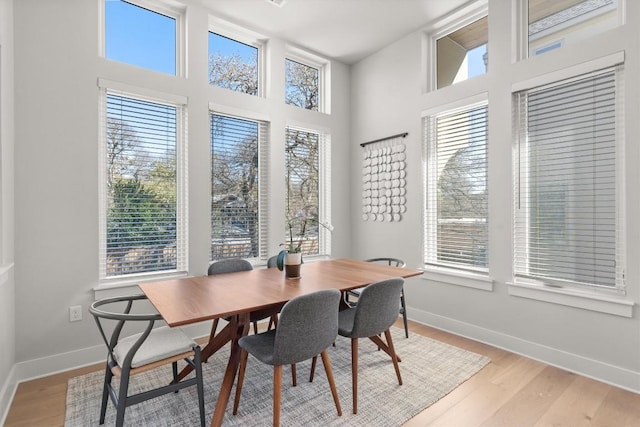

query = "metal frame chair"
[[89, 295, 205, 427]]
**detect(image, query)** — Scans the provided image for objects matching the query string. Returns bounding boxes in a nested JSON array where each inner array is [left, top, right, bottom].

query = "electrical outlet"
[[69, 305, 82, 322]]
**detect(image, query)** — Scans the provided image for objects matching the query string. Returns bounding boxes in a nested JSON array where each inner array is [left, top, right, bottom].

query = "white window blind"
[[100, 90, 187, 278], [210, 113, 268, 260], [285, 126, 331, 256], [424, 102, 489, 271], [514, 66, 624, 290]]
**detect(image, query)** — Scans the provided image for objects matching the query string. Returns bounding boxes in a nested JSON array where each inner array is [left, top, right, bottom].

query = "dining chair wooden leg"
[[400, 289, 409, 338], [232, 349, 249, 415], [384, 329, 402, 385], [309, 355, 318, 382], [320, 350, 342, 416], [291, 363, 297, 386], [351, 338, 359, 414], [274, 365, 283, 427]]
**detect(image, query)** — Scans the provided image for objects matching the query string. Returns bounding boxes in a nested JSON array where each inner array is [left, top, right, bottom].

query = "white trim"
[[508, 280, 634, 317], [97, 78, 188, 105], [0, 364, 17, 427], [410, 307, 640, 393], [511, 51, 625, 92], [420, 266, 493, 291], [208, 102, 270, 123], [421, 92, 488, 118]]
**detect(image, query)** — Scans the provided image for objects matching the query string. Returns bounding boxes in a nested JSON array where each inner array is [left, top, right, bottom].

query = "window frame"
[[208, 17, 266, 98], [515, 0, 624, 62], [209, 110, 270, 262], [421, 94, 492, 291], [97, 79, 189, 283], [423, 2, 488, 93], [508, 52, 632, 317], [284, 124, 332, 258], [285, 46, 331, 114], [100, 0, 186, 77]]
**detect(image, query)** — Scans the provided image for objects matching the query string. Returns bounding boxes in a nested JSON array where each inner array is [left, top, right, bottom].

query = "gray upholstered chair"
[[89, 295, 205, 427], [232, 289, 343, 426], [337, 277, 404, 414], [346, 257, 409, 338], [208, 258, 278, 337]]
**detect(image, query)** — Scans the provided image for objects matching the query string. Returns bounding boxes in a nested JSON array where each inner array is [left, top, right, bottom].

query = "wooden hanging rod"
[[360, 132, 408, 147]]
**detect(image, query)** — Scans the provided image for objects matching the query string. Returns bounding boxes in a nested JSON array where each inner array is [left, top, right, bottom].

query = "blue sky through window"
[[105, 0, 176, 75]]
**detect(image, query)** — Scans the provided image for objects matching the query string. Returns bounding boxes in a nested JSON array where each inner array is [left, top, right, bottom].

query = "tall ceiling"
[[200, 0, 471, 64]]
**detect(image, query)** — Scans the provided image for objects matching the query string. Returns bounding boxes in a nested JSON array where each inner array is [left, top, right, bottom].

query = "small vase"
[[284, 252, 302, 279]]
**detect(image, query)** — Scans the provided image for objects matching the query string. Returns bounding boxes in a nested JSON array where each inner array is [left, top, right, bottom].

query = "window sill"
[[93, 271, 189, 300], [507, 279, 634, 317], [420, 266, 493, 291]]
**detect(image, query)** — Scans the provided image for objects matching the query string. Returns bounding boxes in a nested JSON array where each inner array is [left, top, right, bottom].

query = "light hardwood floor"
[[5, 320, 640, 426]]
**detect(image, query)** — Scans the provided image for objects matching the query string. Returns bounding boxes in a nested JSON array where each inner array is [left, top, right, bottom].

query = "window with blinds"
[[285, 126, 331, 256], [100, 91, 187, 278], [514, 66, 623, 290], [210, 113, 268, 260], [424, 101, 489, 271]]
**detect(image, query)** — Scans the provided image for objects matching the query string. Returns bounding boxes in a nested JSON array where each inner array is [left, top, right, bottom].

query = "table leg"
[[174, 319, 235, 383], [210, 312, 250, 427]]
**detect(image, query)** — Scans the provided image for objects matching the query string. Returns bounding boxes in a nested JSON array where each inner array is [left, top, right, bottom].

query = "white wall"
[[9, 0, 351, 382], [351, 0, 640, 391], [0, 0, 16, 423]]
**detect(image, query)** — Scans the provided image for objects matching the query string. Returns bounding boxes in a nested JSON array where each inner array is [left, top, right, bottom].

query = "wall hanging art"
[[361, 132, 407, 222]]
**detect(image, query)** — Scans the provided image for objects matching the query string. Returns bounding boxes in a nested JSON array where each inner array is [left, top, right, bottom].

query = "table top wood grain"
[[139, 258, 423, 327]]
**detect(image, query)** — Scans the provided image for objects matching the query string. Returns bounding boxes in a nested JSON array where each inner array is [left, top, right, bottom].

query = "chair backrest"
[[351, 277, 404, 338], [208, 258, 253, 275], [365, 257, 406, 268], [267, 255, 278, 268], [272, 289, 340, 366], [89, 295, 162, 368]]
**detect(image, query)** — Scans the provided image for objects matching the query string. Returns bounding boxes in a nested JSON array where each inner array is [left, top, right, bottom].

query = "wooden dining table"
[[139, 258, 423, 427]]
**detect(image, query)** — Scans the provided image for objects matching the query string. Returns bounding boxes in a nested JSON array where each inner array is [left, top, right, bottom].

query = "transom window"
[[105, 0, 179, 75], [424, 101, 489, 271], [527, 0, 620, 58], [435, 16, 488, 89], [285, 58, 319, 111], [208, 32, 259, 96]]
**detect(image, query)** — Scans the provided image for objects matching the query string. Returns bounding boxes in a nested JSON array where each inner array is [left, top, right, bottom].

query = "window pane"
[[514, 68, 620, 288], [285, 59, 319, 111], [285, 128, 320, 254], [426, 103, 489, 270], [105, 0, 176, 75], [105, 93, 178, 276], [528, 0, 619, 57], [208, 32, 258, 95], [211, 114, 260, 259], [437, 16, 488, 89]]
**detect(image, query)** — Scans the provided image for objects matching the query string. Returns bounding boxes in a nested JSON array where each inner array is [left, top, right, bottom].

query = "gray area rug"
[[65, 328, 490, 426]]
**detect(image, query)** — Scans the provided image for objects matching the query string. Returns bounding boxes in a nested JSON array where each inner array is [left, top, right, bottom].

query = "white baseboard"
[[410, 307, 640, 393], [0, 364, 17, 427]]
